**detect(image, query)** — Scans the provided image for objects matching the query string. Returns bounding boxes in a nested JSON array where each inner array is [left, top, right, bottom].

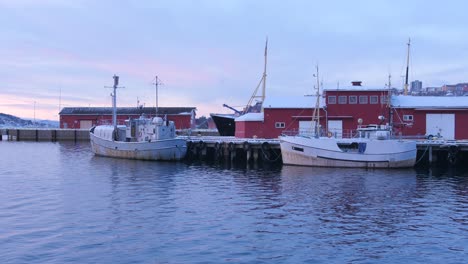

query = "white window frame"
[[359, 95, 368, 104], [338, 96, 347, 104], [275, 122, 285, 128], [349, 95, 357, 104], [328, 96, 336, 104], [370, 95, 378, 104], [403, 115, 413, 121], [380, 95, 388, 104]]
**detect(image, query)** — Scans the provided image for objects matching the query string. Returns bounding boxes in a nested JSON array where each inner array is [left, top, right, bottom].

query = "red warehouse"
[[59, 107, 196, 130], [234, 82, 468, 140]]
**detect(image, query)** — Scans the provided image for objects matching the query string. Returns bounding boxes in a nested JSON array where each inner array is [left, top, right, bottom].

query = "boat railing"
[[281, 129, 358, 138]]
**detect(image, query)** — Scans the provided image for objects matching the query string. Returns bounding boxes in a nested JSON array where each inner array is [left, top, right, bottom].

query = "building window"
[[403, 115, 413, 121], [349, 95, 357, 104], [359, 95, 368, 104], [381, 95, 388, 104], [328, 96, 336, 104], [370, 95, 378, 104], [275, 122, 285, 128], [338, 96, 347, 104]]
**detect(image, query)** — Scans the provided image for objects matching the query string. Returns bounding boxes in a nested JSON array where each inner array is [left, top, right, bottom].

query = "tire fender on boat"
[[243, 141, 250, 151], [198, 140, 206, 150], [261, 142, 270, 151]]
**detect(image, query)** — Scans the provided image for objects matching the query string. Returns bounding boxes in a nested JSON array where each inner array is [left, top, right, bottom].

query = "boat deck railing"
[[282, 129, 431, 140]]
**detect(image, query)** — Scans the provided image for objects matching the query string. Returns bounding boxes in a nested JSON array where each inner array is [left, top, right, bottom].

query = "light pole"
[[33, 101, 36, 127]]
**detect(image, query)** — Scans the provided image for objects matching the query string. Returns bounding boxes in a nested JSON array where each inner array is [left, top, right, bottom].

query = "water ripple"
[[0, 142, 467, 263]]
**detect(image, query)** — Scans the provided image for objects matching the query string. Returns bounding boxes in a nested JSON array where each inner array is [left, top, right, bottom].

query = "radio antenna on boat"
[[153, 76, 163, 116], [404, 38, 411, 95], [105, 74, 124, 129]]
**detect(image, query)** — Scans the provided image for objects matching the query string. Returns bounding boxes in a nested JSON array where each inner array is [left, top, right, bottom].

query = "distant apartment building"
[[410, 80, 422, 94]]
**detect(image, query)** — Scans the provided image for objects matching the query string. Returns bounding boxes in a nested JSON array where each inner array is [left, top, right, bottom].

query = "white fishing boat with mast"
[[279, 67, 417, 168], [89, 75, 187, 161]]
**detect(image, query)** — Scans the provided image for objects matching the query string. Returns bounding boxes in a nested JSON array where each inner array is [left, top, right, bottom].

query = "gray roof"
[[59, 107, 196, 115]]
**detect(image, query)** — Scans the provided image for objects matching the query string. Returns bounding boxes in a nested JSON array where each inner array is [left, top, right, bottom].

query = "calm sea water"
[[1, 141, 467, 263]]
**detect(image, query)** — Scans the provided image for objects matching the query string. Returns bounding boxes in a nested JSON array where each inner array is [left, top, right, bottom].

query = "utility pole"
[[33, 101, 36, 126]]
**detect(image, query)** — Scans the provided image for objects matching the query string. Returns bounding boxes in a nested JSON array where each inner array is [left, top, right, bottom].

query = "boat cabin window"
[[338, 96, 347, 104], [349, 95, 357, 104], [275, 122, 285, 128], [359, 95, 368, 104], [370, 95, 378, 104], [403, 115, 413, 121], [328, 96, 336, 104]]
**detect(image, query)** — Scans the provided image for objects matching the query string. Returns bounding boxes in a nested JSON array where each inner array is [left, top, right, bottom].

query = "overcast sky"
[[1, 0, 468, 120]]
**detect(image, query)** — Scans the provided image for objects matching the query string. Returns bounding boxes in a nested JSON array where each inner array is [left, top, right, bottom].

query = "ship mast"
[[112, 75, 119, 129], [262, 37, 268, 102], [244, 38, 268, 113], [105, 75, 123, 130], [404, 38, 411, 95], [153, 76, 163, 116], [312, 65, 320, 137], [387, 73, 393, 130]]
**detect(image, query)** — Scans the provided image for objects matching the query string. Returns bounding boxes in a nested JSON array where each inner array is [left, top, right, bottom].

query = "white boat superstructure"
[[89, 75, 187, 161]]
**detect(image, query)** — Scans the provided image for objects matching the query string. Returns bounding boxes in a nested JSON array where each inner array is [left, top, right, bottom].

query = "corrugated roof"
[[392, 95, 468, 108], [59, 107, 196, 115]]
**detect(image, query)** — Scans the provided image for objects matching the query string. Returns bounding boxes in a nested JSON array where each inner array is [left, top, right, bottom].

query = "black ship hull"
[[210, 113, 236, 136]]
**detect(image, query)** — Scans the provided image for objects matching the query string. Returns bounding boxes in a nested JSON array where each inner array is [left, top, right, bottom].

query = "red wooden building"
[[234, 82, 468, 140], [59, 107, 196, 130]]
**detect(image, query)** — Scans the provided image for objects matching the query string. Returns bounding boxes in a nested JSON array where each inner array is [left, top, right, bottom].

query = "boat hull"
[[90, 133, 187, 161], [210, 114, 236, 136], [280, 136, 416, 168]]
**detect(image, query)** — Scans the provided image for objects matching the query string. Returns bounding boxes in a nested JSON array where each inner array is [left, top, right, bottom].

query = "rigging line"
[[415, 144, 430, 164]]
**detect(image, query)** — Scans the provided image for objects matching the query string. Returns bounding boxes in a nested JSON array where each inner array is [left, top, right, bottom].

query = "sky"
[[1, 0, 468, 120]]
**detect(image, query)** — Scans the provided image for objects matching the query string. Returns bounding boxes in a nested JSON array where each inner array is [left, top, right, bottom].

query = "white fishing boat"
[[89, 75, 187, 161], [280, 124, 417, 168], [279, 67, 417, 168]]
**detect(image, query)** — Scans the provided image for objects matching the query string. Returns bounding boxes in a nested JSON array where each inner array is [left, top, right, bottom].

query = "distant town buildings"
[[408, 81, 468, 96], [410, 80, 422, 94]]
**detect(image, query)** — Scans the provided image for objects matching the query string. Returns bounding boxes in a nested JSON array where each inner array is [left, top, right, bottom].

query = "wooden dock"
[[181, 136, 281, 164], [182, 136, 468, 166], [2, 128, 467, 166]]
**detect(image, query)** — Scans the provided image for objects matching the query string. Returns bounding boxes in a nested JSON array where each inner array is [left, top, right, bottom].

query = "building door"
[[328, 120, 343, 138], [79, 120, 93, 129], [299, 121, 317, 136], [426, 114, 455, 140]]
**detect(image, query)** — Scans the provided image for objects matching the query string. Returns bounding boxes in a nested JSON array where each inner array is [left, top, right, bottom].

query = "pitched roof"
[[59, 107, 196, 115]]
